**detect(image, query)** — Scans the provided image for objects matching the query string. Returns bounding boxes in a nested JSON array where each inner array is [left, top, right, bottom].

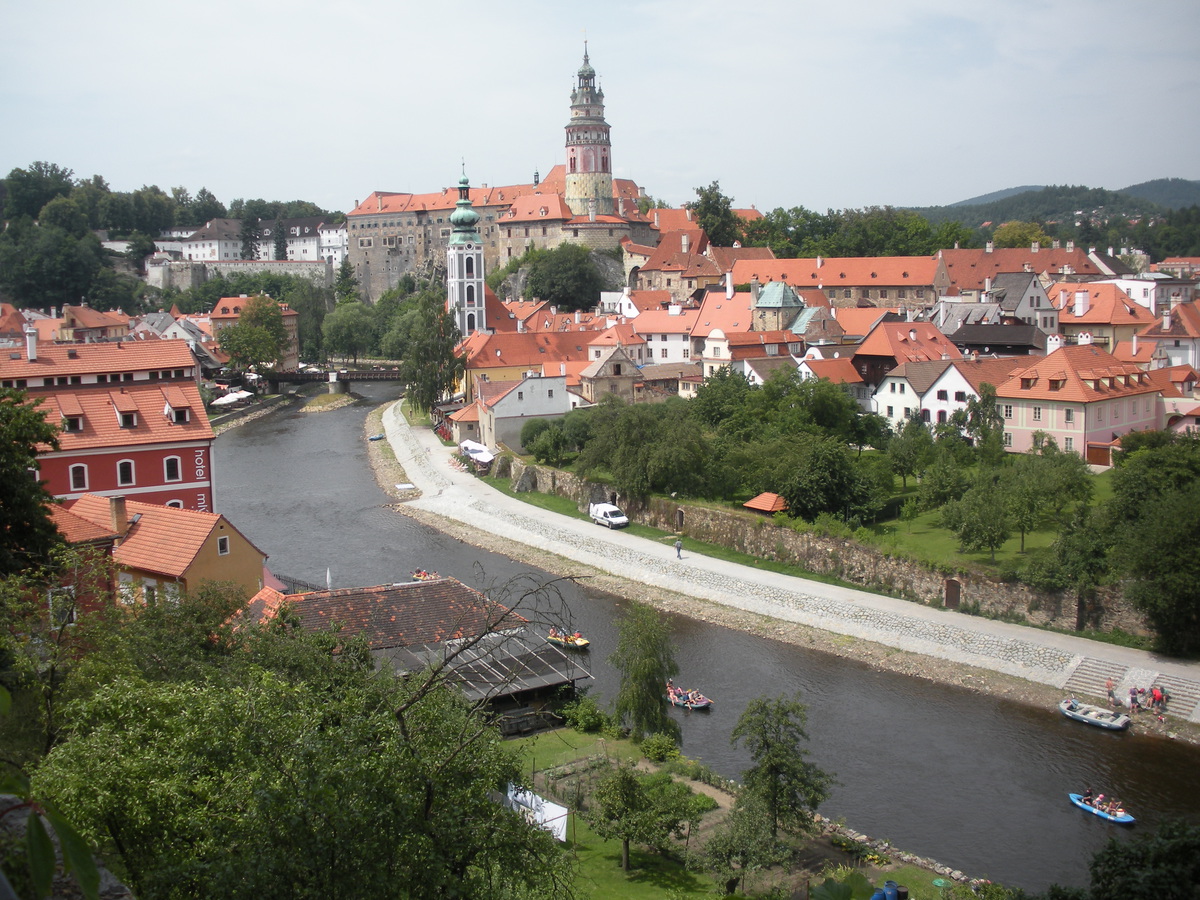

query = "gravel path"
[[366, 402, 1200, 740]]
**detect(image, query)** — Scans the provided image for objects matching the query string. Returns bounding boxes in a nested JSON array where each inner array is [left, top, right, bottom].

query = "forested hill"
[[909, 184, 1169, 229], [1120, 177, 1200, 209]]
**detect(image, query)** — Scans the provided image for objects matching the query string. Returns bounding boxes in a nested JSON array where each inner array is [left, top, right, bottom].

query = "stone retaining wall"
[[502, 457, 1149, 636]]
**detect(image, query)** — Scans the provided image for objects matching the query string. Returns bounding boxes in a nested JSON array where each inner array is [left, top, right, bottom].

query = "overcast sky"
[[3, 0, 1198, 217]]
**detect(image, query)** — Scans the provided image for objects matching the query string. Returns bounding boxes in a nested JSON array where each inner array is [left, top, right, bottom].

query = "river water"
[[213, 383, 1200, 893]]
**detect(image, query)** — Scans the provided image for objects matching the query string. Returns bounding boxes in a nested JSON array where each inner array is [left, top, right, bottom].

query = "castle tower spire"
[[564, 45, 613, 217], [446, 172, 486, 336]]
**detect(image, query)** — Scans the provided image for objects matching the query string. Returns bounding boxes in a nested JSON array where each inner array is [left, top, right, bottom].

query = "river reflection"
[[213, 383, 1200, 892]]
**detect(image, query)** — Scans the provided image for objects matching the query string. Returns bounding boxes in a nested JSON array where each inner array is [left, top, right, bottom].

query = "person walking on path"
[[674, 538, 683, 559]]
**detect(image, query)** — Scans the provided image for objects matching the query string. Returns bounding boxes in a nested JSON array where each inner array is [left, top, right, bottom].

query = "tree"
[[523, 243, 609, 312], [587, 766, 695, 872], [239, 215, 261, 260], [0, 389, 62, 578], [992, 220, 1052, 249], [3, 161, 75, 220], [731, 694, 832, 839], [700, 794, 785, 895], [38, 196, 89, 238], [272, 219, 288, 260], [1082, 819, 1200, 900], [520, 418, 551, 450], [781, 435, 875, 524], [0, 217, 104, 310], [610, 601, 679, 741], [887, 416, 934, 489], [219, 323, 281, 372], [687, 181, 742, 247], [321, 301, 376, 364], [940, 471, 1011, 561], [964, 383, 1006, 467], [398, 293, 464, 413], [334, 256, 361, 305]]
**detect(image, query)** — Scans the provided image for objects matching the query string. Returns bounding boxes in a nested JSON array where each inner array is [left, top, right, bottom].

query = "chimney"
[[725, 272, 734, 300], [909, 329, 917, 342], [750, 277, 761, 302], [1031, 242, 1040, 252], [550, 305, 557, 316], [1078, 332, 1093, 345], [984, 276, 992, 293], [109, 495, 129, 536], [377, 196, 382, 211], [653, 212, 660, 229], [1046, 334, 1062, 353], [685, 208, 692, 221], [1108, 246, 1114, 257], [985, 241, 994, 253], [517, 317, 524, 333], [1074, 291, 1089, 317], [1132, 333, 1139, 356], [1066, 241, 1074, 251], [560, 362, 566, 376], [575, 309, 581, 324], [681, 233, 690, 254], [588, 198, 597, 223], [816, 255, 823, 268], [1164, 309, 1172, 331], [24, 326, 37, 362]]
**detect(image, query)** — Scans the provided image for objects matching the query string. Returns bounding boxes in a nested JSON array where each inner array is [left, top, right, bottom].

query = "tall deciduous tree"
[[965, 383, 1007, 467], [0, 388, 62, 578], [610, 601, 679, 742], [523, 243, 608, 312], [731, 694, 832, 839], [687, 181, 742, 247], [398, 293, 464, 413], [3, 161, 75, 220], [888, 416, 934, 489], [321, 301, 376, 364]]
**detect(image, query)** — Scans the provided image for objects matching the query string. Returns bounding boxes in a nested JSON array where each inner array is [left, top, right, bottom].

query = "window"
[[886, 406, 894, 417], [682, 349, 689, 359], [166, 500, 184, 508], [358, 237, 373, 248], [1003, 405, 1013, 419], [547, 390, 554, 398], [937, 410, 947, 423], [69, 464, 87, 491], [890, 383, 896, 393], [899, 383, 906, 394], [843, 289, 852, 299], [594, 349, 601, 359], [517, 391, 524, 401], [62, 416, 83, 432], [1033, 406, 1042, 421], [217, 536, 230, 556], [880, 289, 888, 300], [171, 408, 189, 424], [164, 456, 181, 482], [117, 460, 135, 486], [954, 391, 967, 402], [661, 348, 668, 358], [1064, 408, 1074, 424], [1003, 433, 1013, 447], [1064, 437, 1073, 451], [1096, 407, 1103, 424], [120, 412, 136, 428], [613, 364, 622, 376], [936, 390, 948, 401]]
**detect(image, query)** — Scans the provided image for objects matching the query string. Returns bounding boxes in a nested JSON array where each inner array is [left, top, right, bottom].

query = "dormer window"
[[120, 412, 136, 428], [62, 416, 83, 433]]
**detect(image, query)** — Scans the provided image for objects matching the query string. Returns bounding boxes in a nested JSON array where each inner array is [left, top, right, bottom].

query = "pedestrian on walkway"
[[1106, 676, 1117, 707], [674, 538, 683, 559]]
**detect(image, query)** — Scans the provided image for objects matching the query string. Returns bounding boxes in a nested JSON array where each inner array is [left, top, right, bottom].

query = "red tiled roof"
[[744, 492, 788, 513], [38, 382, 213, 451], [691, 290, 755, 339], [460, 331, 593, 368], [831, 307, 891, 337], [1048, 283, 1155, 327], [996, 344, 1159, 403], [69, 494, 262, 578], [732, 256, 940, 288], [0, 339, 196, 381], [801, 357, 863, 385], [855, 322, 962, 364], [589, 324, 644, 347], [498, 193, 575, 223], [50, 503, 117, 544], [270, 579, 527, 650], [632, 307, 700, 334], [1139, 301, 1200, 340], [948, 357, 1029, 392], [1145, 364, 1198, 398], [627, 290, 673, 312], [938, 247, 1103, 292]]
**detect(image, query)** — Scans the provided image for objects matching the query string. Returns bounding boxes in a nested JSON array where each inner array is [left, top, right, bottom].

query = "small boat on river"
[[410, 569, 440, 581], [1069, 793, 1134, 824], [1059, 698, 1130, 731], [667, 684, 712, 710], [546, 631, 590, 650]]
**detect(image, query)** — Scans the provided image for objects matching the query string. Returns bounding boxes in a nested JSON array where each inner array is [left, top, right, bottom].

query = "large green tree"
[[3, 161, 75, 220], [687, 181, 742, 247], [610, 601, 679, 742], [0, 389, 62, 578], [398, 293, 464, 413], [586, 766, 695, 872], [731, 694, 832, 839], [238, 215, 261, 260], [321, 300, 376, 364], [0, 217, 104, 310], [523, 243, 609, 311]]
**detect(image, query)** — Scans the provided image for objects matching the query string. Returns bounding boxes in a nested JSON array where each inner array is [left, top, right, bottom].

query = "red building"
[[1, 332, 215, 511]]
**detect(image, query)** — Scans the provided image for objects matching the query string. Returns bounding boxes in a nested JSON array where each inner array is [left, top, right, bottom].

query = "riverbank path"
[[381, 404, 1200, 724]]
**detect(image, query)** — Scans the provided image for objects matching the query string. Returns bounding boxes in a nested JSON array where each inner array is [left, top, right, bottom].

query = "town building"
[[851, 321, 962, 389], [995, 339, 1161, 460], [346, 49, 656, 301], [1047, 282, 1157, 352], [63, 494, 267, 604], [445, 174, 488, 337], [1131, 301, 1200, 369], [730, 256, 941, 309], [1, 335, 215, 510], [209, 295, 300, 371]]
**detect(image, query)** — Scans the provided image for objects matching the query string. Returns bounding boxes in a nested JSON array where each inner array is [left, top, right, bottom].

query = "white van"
[[589, 502, 629, 528]]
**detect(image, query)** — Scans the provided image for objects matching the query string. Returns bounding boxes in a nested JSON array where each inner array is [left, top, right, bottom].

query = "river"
[[213, 382, 1200, 893]]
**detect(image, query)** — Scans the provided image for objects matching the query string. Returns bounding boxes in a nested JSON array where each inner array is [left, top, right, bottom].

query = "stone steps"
[[1063, 657, 1127, 703], [1152, 675, 1200, 719]]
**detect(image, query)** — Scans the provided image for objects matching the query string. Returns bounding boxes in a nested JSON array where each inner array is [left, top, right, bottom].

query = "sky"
[[3, 0, 1199, 217]]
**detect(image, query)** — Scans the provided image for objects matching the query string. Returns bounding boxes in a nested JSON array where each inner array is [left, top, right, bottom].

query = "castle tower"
[[564, 45, 614, 217], [446, 173, 486, 336]]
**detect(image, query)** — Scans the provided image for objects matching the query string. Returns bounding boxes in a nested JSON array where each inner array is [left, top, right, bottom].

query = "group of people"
[[1105, 677, 1171, 719], [666, 679, 705, 705], [1080, 789, 1126, 817], [548, 626, 583, 643]]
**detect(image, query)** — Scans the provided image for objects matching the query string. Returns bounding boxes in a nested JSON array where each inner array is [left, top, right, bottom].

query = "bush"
[[519, 417, 551, 450], [560, 695, 608, 733], [641, 732, 680, 763]]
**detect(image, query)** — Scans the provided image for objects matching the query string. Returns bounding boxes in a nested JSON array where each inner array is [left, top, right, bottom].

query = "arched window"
[[164, 456, 182, 482], [117, 459, 135, 486], [465, 256, 474, 277], [166, 500, 184, 509], [69, 464, 88, 492], [602, 154, 609, 173], [569, 156, 577, 173], [466, 285, 475, 306], [467, 313, 476, 332]]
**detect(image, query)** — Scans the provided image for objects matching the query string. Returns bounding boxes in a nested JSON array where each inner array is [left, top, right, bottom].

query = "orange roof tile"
[[0, 339, 196, 381], [802, 357, 864, 385], [744, 492, 788, 513], [1048, 283, 1155, 327], [732, 256, 940, 287], [50, 503, 117, 544], [949, 357, 1029, 392], [37, 382, 213, 452], [692, 290, 755, 339], [632, 307, 700, 333], [855, 322, 961, 364], [938, 247, 1103, 291], [831, 307, 891, 337], [68, 494, 263, 578]]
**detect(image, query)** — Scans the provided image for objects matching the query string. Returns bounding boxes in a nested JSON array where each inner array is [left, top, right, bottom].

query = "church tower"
[[564, 45, 614, 217], [446, 173, 486, 336]]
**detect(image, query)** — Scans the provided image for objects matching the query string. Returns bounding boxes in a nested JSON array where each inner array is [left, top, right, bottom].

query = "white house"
[[631, 306, 699, 365], [477, 374, 576, 450]]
